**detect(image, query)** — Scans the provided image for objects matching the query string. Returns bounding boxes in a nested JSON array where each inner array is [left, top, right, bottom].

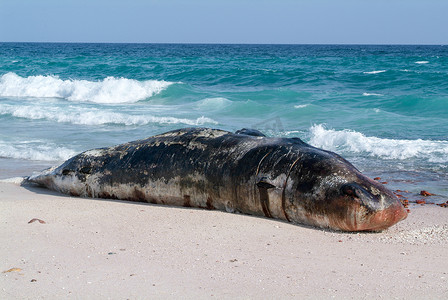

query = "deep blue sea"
[[0, 43, 447, 204]]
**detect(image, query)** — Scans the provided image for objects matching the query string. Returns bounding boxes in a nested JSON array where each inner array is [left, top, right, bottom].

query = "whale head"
[[283, 148, 407, 232]]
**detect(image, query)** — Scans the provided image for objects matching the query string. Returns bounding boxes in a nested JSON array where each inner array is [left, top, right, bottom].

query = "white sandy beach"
[[1, 181, 447, 299]]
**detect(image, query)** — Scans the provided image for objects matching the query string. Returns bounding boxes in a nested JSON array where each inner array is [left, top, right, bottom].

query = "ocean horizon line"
[[0, 41, 447, 47]]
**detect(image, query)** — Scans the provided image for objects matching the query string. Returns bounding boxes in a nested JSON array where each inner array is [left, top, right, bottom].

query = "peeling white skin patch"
[[83, 149, 108, 157], [52, 173, 85, 195], [192, 128, 228, 138], [318, 174, 349, 191]]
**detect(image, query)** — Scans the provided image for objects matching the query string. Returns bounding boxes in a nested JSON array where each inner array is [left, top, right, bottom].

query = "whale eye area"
[[79, 166, 92, 174], [61, 169, 72, 175], [340, 184, 361, 199]]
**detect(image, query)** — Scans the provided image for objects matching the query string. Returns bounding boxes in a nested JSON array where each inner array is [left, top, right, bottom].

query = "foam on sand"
[[0, 177, 26, 184]]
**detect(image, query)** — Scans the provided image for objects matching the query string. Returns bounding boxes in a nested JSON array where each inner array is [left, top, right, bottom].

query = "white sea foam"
[[294, 104, 309, 109], [415, 61, 429, 64], [0, 72, 173, 103], [362, 93, 383, 96], [363, 70, 386, 74], [309, 124, 448, 163], [196, 97, 232, 110], [0, 104, 217, 126], [0, 177, 26, 184], [284, 130, 303, 137], [0, 141, 76, 161]]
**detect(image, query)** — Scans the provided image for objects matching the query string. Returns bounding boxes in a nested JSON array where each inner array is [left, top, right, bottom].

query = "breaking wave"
[[0, 104, 217, 126], [0, 140, 76, 161], [309, 124, 448, 163], [0, 72, 173, 103]]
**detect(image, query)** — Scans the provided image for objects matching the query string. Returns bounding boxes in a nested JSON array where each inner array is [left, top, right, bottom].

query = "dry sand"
[[1, 181, 447, 299]]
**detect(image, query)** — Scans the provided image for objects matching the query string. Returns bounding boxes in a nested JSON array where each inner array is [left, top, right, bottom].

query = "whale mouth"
[[27, 166, 57, 186], [362, 202, 408, 231], [336, 183, 408, 232], [329, 203, 407, 232], [344, 198, 408, 232]]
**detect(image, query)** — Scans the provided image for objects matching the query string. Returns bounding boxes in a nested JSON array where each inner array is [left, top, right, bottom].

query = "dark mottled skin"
[[28, 127, 407, 231]]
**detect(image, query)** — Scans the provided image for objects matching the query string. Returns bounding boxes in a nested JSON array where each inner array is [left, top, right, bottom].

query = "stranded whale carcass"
[[27, 127, 407, 231]]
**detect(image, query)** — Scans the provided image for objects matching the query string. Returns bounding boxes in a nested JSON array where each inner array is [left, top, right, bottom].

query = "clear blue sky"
[[1, 0, 447, 44]]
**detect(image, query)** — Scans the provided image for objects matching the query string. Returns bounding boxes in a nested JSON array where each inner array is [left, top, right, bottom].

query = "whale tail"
[[24, 166, 58, 187]]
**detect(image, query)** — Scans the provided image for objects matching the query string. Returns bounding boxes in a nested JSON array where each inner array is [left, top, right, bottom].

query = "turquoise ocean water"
[[0, 43, 447, 204]]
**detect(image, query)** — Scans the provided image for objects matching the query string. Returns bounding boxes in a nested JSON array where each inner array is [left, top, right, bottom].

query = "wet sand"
[[1, 181, 447, 299]]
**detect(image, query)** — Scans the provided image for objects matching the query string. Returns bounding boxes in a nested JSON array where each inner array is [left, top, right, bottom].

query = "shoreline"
[[1, 182, 447, 299], [0, 158, 55, 180]]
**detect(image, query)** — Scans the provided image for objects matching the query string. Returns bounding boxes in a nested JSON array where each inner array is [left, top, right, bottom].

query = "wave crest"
[[363, 70, 386, 74], [196, 97, 233, 111], [0, 72, 173, 103], [309, 124, 448, 163], [0, 141, 76, 161], [362, 93, 383, 96], [0, 104, 217, 126]]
